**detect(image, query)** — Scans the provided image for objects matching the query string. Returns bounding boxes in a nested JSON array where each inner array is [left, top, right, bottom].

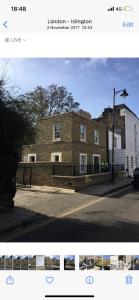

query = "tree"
[[6, 85, 80, 124], [0, 79, 34, 207], [0, 79, 8, 101]]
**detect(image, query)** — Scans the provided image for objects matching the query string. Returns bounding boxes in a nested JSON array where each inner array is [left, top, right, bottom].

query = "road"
[[1, 186, 139, 242]]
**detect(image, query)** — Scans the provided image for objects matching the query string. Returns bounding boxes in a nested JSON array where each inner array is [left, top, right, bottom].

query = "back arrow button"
[[3, 21, 8, 28]]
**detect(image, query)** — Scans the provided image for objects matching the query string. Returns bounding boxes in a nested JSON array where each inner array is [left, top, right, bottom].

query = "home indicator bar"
[[45, 296, 95, 298]]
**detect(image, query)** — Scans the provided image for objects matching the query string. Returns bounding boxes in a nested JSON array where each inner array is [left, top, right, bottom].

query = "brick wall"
[[22, 112, 107, 164], [36, 113, 73, 144], [17, 162, 52, 186], [52, 171, 124, 191], [17, 162, 124, 191], [71, 113, 107, 164], [51, 173, 113, 190], [22, 144, 72, 162], [95, 106, 126, 149], [17, 162, 73, 186]]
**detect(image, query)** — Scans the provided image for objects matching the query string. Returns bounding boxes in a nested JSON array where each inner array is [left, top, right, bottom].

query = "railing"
[[52, 164, 124, 177], [16, 165, 32, 188]]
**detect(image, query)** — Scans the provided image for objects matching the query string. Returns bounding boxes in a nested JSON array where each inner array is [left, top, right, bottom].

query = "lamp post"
[[111, 88, 128, 182]]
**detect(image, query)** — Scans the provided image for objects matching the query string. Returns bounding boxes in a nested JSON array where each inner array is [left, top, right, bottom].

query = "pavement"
[[81, 177, 131, 196], [18, 185, 75, 194], [0, 177, 131, 237], [18, 177, 131, 195]]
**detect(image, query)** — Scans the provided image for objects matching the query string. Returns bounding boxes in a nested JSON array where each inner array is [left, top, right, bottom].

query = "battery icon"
[[123, 6, 133, 11]]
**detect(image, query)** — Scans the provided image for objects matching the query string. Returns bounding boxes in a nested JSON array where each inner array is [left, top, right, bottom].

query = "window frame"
[[80, 124, 86, 142], [94, 129, 100, 145], [51, 152, 62, 162], [80, 153, 87, 174], [28, 154, 37, 163], [53, 124, 61, 141]]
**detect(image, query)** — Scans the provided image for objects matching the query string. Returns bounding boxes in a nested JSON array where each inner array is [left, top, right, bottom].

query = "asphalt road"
[[1, 186, 139, 242]]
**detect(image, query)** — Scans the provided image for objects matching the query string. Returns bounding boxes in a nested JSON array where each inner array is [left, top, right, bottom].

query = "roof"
[[103, 104, 138, 119], [38, 111, 107, 128]]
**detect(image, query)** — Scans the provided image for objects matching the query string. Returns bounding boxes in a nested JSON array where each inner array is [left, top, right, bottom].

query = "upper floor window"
[[134, 124, 137, 137], [80, 124, 86, 142], [53, 124, 61, 141], [94, 129, 99, 144]]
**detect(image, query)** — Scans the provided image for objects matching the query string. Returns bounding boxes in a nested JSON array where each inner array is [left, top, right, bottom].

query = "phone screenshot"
[[0, 0, 139, 299]]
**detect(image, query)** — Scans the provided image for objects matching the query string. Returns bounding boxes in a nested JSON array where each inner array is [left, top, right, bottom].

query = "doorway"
[[93, 154, 100, 173]]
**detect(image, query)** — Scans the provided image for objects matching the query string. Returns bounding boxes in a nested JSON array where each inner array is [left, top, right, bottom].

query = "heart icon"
[[46, 277, 54, 284]]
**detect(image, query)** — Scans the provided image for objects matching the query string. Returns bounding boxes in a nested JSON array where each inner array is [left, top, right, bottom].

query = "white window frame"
[[28, 154, 36, 163], [53, 124, 61, 141], [23, 155, 28, 162], [94, 129, 99, 145], [93, 154, 101, 172], [51, 152, 62, 162], [80, 153, 87, 174], [80, 124, 86, 142]]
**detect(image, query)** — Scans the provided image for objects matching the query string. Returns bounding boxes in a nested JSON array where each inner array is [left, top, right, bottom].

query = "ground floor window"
[[93, 154, 100, 173], [28, 154, 36, 162], [80, 154, 87, 174], [51, 152, 62, 162]]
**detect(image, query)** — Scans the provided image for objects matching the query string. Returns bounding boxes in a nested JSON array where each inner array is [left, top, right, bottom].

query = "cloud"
[[64, 59, 71, 65], [90, 58, 108, 65], [80, 58, 108, 69]]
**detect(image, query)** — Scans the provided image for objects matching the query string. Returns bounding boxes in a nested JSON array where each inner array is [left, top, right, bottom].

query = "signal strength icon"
[[108, 7, 114, 11]]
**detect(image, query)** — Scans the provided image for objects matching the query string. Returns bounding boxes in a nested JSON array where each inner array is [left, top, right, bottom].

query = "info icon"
[[85, 276, 94, 284]]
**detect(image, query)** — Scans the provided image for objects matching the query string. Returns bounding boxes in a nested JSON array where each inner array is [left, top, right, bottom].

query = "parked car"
[[132, 168, 139, 188]]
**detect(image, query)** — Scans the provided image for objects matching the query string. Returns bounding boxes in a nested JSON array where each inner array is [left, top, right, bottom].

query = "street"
[[1, 186, 139, 242]]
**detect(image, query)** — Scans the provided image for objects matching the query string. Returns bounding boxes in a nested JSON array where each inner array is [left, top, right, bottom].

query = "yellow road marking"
[[0, 185, 130, 241]]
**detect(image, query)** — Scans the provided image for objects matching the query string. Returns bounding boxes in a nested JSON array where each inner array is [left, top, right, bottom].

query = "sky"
[[64, 255, 75, 260], [103, 256, 110, 260], [0, 57, 139, 118]]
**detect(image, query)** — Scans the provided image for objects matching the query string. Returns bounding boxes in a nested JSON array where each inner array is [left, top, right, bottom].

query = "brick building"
[[22, 111, 107, 174], [95, 104, 139, 175]]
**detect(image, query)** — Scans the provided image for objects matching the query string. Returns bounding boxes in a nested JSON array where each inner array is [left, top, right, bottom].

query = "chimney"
[[78, 109, 92, 119]]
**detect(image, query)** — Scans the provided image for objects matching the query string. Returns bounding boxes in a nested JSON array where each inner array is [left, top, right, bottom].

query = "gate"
[[17, 165, 32, 188]]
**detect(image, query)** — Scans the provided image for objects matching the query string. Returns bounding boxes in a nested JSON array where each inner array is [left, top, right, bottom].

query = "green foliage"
[[5, 84, 80, 124], [0, 79, 35, 195], [101, 161, 109, 172], [0, 79, 8, 101]]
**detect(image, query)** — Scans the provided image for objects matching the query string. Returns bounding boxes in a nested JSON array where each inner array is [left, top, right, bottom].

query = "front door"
[[93, 155, 100, 173]]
